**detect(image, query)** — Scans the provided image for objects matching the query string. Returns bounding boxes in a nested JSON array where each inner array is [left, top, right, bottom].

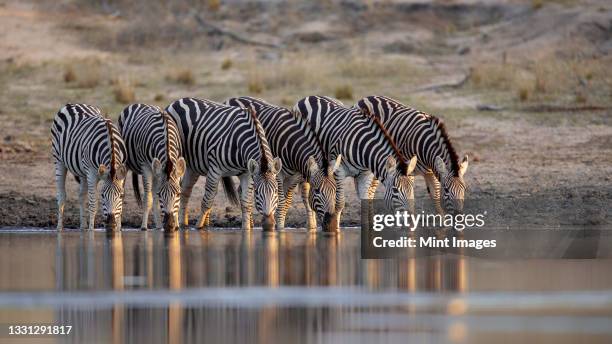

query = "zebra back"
[[357, 95, 461, 177], [52, 104, 126, 178], [295, 96, 410, 180], [225, 96, 330, 178]]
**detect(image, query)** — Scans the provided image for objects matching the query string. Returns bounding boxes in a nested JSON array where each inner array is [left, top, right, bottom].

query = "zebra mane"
[[246, 106, 271, 174], [429, 116, 460, 177], [360, 107, 410, 175], [161, 110, 174, 176], [103, 118, 116, 179]]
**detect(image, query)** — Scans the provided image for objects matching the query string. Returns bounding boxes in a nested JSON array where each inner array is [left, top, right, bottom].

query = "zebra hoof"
[[140, 227, 148, 231]]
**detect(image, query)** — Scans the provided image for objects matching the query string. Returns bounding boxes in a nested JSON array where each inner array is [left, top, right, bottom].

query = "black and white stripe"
[[294, 96, 418, 229], [225, 97, 341, 232], [166, 97, 281, 231], [357, 96, 469, 214], [118, 103, 186, 232], [51, 104, 127, 231]]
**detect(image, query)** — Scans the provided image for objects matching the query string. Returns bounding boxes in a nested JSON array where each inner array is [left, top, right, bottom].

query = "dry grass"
[[63, 67, 76, 83], [166, 68, 195, 85], [469, 57, 612, 105], [113, 78, 135, 104], [221, 58, 233, 70], [334, 85, 353, 100]]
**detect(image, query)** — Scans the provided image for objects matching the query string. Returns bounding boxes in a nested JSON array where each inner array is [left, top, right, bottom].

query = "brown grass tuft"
[[334, 85, 353, 100], [221, 58, 233, 70], [167, 69, 195, 85], [153, 94, 164, 102], [63, 67, 76, 83], [113, 79, 135, 104]]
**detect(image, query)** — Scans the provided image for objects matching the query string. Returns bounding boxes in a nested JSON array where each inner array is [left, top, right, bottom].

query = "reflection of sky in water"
[[0, 229, 611, 343]]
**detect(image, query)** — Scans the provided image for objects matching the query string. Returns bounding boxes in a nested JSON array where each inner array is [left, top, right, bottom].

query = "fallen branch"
[[410, 71, 471, 93], [192, 11, 279, 49]]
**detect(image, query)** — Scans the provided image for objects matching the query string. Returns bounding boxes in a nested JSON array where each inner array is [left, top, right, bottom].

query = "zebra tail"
[[132, 172, 143, 208], [221, 177, 240, 207]]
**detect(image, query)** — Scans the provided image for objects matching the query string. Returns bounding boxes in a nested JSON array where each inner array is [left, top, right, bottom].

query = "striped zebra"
[[294, 96, 418, 228], [224, 97, 341, 232], [118, 104, 186, 232], [357, 96, 469, 214], [51, 104, 127, 231], [166, 97, 282, 231]]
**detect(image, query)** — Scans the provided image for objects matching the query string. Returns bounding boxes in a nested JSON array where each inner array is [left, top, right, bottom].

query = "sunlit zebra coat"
[[294, 96, 417, 229], [357, 96, 469, 214], [166, 97, 281, 231], [118, 103, 186, 232], [225, 97, 340, 231], [51, 104, 127, 232]]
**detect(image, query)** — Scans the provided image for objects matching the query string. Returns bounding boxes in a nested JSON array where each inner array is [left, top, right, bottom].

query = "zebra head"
[[383, 155, 418, 213], [435, 155, 469, 214], [98, 163, 127, 232], [153, 157, 186, 232], [248, 157, 282, 231], [307, 155, 341, 232]]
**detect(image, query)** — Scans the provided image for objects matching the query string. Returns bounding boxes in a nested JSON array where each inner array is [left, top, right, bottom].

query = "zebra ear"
[[459, 154, 469, 177], [115, 164, 127, 180], [272, 157, 282, 174], [175, 157, 186, 178], [385, 156, 397, 172], [331, 155, 342, 172], [98, 164, 107, 178], [152, 158, 163, 177], [435, 157, 448, 178], [248, 159, 259, 175], [406, 156, 418, 175]]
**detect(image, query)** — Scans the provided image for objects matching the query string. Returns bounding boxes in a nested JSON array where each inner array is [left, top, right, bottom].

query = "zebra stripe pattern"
[[294, 96, 418, 229], [224, 97, 341, 232], [51, 104, 127, 231], [357, 95, 469, 214], [166, 97, 281, 231], [118, 103, 186, 232]]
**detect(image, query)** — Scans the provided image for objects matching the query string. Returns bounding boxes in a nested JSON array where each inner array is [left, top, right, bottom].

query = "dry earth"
[[0, 0, 610, 229]]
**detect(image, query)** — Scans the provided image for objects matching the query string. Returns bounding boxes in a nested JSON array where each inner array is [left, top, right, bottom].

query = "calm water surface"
[[0, 228, 611, 344]]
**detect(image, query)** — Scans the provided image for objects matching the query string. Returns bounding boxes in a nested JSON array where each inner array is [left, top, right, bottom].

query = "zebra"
[[118, 104, 186, 232], [165, 97, 282, 231], [51, 104, 127, 232], [294, 96, 418, 229], [224, 96, 341, 232], [356, 95, 469, 214]]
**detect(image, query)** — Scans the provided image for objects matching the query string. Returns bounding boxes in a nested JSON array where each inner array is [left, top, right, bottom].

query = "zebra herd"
[[51, 96, 469, 232]]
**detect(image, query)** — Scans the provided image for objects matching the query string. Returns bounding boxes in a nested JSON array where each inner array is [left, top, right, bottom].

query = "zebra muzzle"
[[262, 214, 275, 232], [322, 213, 339, 233], [163, 213, 178, 232], [104, 214, 118, 232]]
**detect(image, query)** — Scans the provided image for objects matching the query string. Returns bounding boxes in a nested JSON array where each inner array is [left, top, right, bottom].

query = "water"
[[0, 228, 611, 343]]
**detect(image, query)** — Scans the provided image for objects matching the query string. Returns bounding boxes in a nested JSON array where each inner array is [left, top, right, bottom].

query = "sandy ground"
[[0, 0, 610, 228]]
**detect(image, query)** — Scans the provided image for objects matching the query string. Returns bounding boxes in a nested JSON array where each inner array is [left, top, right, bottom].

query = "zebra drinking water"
[[118, 104, 186, 232], [166, 97, 281, 231], [294, 96, 418, 230], [224, 96, 341, 232], [51, 104, 127, 232], [356, 96, 469, 214]]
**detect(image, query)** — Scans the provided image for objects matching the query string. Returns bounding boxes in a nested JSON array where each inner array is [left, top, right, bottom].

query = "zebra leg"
[[152, 182, 161, 230], [179, 168, 199, 228], [54, 162, 67, 231], [196, 172, 220, 230], [238, 173, 254, 231], [368, 178, 380, 199], [424, 172, 443, 214], [78, 177, 88, 230], [141, 170, 154, 230], [355, 171, 376, 200], [334, 168, 347, 229], [301, 182, 317, 232], [274, 175, 290, 230], [86, 173, 100, 231]]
